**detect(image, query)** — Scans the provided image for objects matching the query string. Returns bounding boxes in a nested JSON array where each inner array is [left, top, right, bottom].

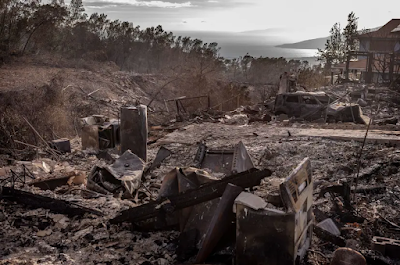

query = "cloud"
[[137, 1, 192, 8], [84, 1, 126, 8], [84, 0, 251, 9], [85, 0, 193, 8]]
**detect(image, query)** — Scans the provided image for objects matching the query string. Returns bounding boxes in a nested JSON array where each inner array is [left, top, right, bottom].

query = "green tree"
[[317, 22, 345, 69], [318, 12, 359, 69], [68, 0, 86, 25], [343, 12, 359, 54]]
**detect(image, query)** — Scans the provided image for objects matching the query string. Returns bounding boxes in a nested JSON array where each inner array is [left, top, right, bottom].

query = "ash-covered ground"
[[1, 121, 399, 264]]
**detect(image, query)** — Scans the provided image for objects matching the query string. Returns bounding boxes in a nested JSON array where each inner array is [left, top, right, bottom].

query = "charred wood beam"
[[110, 168, 271, 224], [354, 185, 386, 194], [313, 225, 346, 247], [0, 187, 103, 217], [319, 184, 386, 197]]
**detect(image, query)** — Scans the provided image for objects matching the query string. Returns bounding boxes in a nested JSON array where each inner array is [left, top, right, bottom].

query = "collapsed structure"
[[0, 80, 400, 265]]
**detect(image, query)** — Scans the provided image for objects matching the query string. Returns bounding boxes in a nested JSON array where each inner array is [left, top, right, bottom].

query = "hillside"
[[0, 55, 181, 152], [277, 26, 382, 50], [276, 37, 328, 50]]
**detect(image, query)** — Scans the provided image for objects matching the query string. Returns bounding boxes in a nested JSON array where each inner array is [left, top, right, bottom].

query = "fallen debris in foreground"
[[0, 187, 103, 217], [110, 168, 272, 225]]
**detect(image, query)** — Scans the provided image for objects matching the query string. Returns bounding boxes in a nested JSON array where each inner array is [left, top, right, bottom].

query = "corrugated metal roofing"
[[391, 23, 400, 33], [359, 19, 400, 38]]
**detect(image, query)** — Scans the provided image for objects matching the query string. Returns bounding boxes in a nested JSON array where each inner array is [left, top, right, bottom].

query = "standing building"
[[333, 19, 400, 83]]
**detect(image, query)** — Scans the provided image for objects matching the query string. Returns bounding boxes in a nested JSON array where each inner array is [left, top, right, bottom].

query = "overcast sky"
[[83, 0, 400, 40]]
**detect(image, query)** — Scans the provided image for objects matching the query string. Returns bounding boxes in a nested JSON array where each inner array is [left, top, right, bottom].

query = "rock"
[[345, 239, 361, 250], [356, 98, 368, 107], [38, 241, 57, 254], [278, 114, 289, 121], [52, 214, 69, 230], [0, 212, 6, 222], [66, 170, 87, 186], [158, 258, 168, 265], [330, 247, 366, 265], [223, 114, 249, 125], [32, 160, 52, 173], [262, 113, 272, 122], [37, 229, 52, 237], [375, 116, 398, 125], [72, 226, 93, 240], [282, 120, 290, 126], [0, 167, 7, 177]]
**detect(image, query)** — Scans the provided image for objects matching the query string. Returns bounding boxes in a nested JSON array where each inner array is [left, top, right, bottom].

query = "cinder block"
[[372, 236, 400, 259], [51, 138, 71, 153]]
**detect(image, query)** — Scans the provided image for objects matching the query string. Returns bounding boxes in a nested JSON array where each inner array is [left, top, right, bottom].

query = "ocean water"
[[174, 30, 319, 64]]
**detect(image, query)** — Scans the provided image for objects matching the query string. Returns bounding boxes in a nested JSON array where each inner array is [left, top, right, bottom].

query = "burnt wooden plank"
[[313, 225, 346, 247], [110, 168, 271, 224], [0, 187, 103, 217]]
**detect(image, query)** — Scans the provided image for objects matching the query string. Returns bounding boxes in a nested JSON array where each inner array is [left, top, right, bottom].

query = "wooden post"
[[331, 71, 334, 85], [389, 53, 395, 83], [345, 53, 351, 80], [120, 105, 148, 162], [366, 53, 374, 84]]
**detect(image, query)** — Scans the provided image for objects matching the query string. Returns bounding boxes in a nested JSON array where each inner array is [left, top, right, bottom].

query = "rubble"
[[88, 150, 145, 197], [81, 115, 120, 152], [110, 168, 272, 225], [1, 85, 400, 265]]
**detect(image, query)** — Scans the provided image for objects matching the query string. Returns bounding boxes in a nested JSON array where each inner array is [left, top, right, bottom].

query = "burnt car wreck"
[[273, 92, 370, 124]]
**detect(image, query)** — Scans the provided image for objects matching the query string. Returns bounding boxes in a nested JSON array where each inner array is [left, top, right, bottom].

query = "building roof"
[[333, 57, 400, 73], [358, 19, 400, 39]]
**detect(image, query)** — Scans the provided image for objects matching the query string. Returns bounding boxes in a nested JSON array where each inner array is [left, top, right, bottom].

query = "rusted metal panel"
[[108, 150, 145, 195], [177, 169, 199, 232], [120, 105, 148, 162], [280, 157, 313, 212], [196, 184, 243, 263], [99, 121, 120, 149], [149, 146, 172, 170], [178, 198, 221, 261], [236, 204, 296, 265], [158, 168, 179, 199], [157, 167, 221, 231], [236, 158, 313, 265], [236, 204, 312, 265], [194, 141, 254, 176], [88, 150, 145, 197], [232, 141, 255, 174], [30, 176, 71, 191], [158, 167, 216, 199]]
